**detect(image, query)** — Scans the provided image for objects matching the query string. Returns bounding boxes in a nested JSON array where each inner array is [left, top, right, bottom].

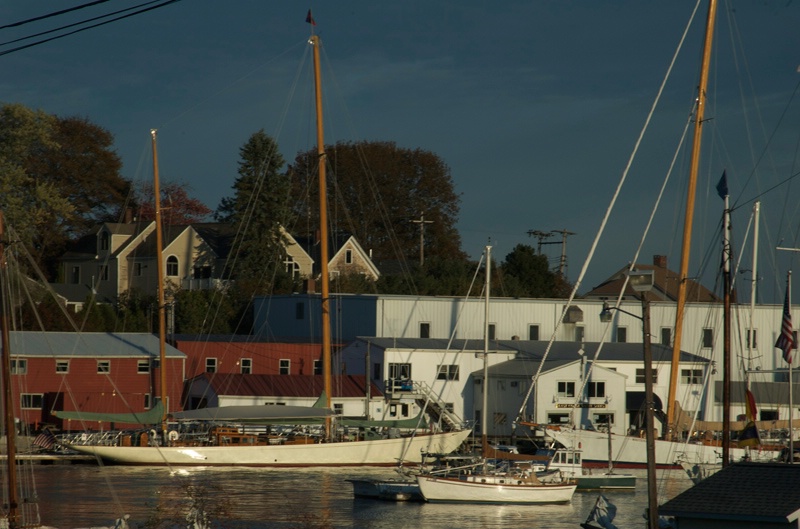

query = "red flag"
[[775, 278, 794, 364], [306, 9, 316, 26]]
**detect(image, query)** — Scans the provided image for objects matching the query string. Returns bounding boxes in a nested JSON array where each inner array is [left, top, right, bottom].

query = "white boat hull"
[[543, 426, 780, 469], [416, 474, 576, 504], [66, 430, 471, 467]]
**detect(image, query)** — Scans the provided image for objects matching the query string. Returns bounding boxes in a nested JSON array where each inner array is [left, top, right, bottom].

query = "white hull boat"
[[67, 429, 471, 467], [416, 473, 576, 504]]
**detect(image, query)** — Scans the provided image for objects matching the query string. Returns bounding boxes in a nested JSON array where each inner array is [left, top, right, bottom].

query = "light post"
[[600, 270, 658, 529]]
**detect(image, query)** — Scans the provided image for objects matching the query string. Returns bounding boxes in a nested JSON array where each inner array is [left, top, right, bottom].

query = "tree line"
[[1, 103, 571, 335]]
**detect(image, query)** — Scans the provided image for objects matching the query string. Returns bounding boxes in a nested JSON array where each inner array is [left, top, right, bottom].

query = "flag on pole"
[[716, 170, 728, 199], [33, 429, 57, 450], [775, 278, 794, 364], [738, 387, 760, 448], [306, 9, 316, 26]]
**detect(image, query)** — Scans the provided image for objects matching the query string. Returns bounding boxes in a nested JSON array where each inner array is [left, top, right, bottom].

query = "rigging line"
[[513, 0, 703, 426], [731, 168, 800, 214], [0, 0, 163, 48], [0, 0, 114, 30], [0, 0, 182, 58]]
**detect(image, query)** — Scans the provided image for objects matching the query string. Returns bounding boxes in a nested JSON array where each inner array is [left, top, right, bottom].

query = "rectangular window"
[[548, 413, 570, 424], [10, 359, 26, 375], [373, 362, 382, 381], [635, 368, 658, 384], [205, 358, 217, 373], [702, 328, 713, 348], [616, 327, 627, 343], [144, 394, 152, 409], [56, 360, 69, 374], [333, 403, 343, 415], [794, 331, 799, 350], [575, 326, 584, 343], [345, 249, 353, 264], [419, 322, 430, 338], [389, 363, 411, 380], [97, 360, 110, 374], [295, 302, 304, 320], [746, 329, 757, 348], [137, 360, 150, 374], [240, 358, 252, 374], [313, 359, 322, 375], [661, 327, 672, 346], [97, 265, 108, 281], [70, 266, 80, 284], [279, 359, 290, 375], [588, 381, 606, 398], [529, 324, 540, 340], [20, 394, 43, 409], [593, 413, 614, 426], [557, 381, 575, 398], [436, 365, 460, 380], [134, 262, 143, 277], [681, 369, 703, 384], [488, 323, 496, 341]]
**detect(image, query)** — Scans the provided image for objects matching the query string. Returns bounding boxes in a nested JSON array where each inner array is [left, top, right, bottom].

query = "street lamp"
[[600, 270, 658, 529]]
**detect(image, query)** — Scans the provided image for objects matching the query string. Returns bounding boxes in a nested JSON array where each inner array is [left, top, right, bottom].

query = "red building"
[[10, 332, 185, 432]]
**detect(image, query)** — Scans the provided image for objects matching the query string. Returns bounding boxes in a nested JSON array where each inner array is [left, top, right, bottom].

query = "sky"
[[2, 1, 800, 301]]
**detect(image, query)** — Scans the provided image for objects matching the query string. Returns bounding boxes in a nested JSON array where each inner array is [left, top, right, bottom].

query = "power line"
[[0, 0, 114, 30], [0, 0, 182, 58]]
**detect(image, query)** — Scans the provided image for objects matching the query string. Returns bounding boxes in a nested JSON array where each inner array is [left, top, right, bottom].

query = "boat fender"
[[149, 429, 157, 444], [168, 430, 179, 442]]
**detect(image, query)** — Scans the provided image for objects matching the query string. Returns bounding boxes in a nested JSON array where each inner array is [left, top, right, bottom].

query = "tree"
[[136, 181, 212, 224], [287, 141, 464, 265], [216, 130, 291, 294], [498, 244, 572, 298]]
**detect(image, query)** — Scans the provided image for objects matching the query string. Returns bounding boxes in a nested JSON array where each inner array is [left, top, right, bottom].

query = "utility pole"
[[412, 212, 433, 266], [527, 230, 553, 255], [527, 229, 575, 278]]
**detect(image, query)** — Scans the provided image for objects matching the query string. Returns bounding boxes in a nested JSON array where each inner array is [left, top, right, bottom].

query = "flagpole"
[[790, 271, 794, 464]]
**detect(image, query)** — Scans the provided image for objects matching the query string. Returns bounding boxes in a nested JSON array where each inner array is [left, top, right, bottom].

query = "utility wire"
[[0, 0, 182, 57], [0, 0, 114, 30], [0, 0, 164, 48]]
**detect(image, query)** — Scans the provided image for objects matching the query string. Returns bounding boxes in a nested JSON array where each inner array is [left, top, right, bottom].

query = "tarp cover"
[[53, 401, 165, 425]]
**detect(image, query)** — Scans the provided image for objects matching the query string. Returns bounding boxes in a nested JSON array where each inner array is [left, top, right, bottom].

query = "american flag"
[[775, 277, 795, 364], [33, 429, 57, 450]]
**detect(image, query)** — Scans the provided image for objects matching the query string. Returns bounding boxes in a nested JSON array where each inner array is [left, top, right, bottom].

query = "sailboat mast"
[[310, 35, 333, 438], [721, 181, 732, 466], [482, 246, 491, 467], [150, 129, 169, 440], [0, 213, 19, 527], [666, 0, 719, 438]]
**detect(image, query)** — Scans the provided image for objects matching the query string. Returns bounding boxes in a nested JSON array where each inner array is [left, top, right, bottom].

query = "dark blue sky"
[[2, 1, 799, 300]]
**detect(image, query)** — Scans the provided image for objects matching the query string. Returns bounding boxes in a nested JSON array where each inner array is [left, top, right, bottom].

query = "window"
[[681, 369, 703, 384], [548, 413, 570, 424], [194, 265, 211, 279], [70, 266, 80, 284], [437, 365, 460, 380], [794, 331, 799, 349], [419, 322, 430, 338], [333, 403, 343, 415], [661, 327, 672, 346], [97, 265, 108, 281], [557, 381, 575, 398], [593, 413, 614, 426], [134, 262, 143, 277], [97, 361, 110, 374], [373, 362, 382, 381], [702, 328, 713, 348], [389, 363, 411, 380], [144, 394, 152, 409], [575, 326, 584, 343], [20, 394, 43, 409], [279, 359, 290, 375], [240, 358, 252, 374], [488, 323, 496, 341], [100, 231, 109, 251], [166, 256, 178, 277], [528, 324, 540, 340], [284, 256, 299, 276], [295, 302, 304, 320], [205, 358, 217, 373], [314, 360, 322, 375], [56, 360, 69, 374], [616, 327, 627, 343], [635, 368, 658, 384], [345, 249, 353, 264], [746, 329, 757, 348], [10, 359, 26, 375], [588, 381, 606, 398], [137, 360, 150, 373]]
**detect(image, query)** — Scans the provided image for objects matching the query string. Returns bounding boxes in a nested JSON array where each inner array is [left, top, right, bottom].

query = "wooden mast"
[[0, 213, 19, 528], [481, 246, 491, 472], [666, 0, 719, 439], [310, 35, 333, 439], [150, 129, 169, 441]]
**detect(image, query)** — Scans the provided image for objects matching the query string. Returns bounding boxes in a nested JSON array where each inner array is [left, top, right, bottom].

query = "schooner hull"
[[543, 427, 780, 469], [416, 475, 576, 504], [67, 429, 471, 467]]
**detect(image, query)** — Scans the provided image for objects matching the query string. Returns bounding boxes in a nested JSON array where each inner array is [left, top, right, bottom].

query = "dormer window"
[[100, 231, 110, 251], [166, 256, 178, 277]]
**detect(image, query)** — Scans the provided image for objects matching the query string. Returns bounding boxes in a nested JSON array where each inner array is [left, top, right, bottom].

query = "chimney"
[[303, 278, 316, 294], [653, 255, 667, 269], [124, 207, 133, 223]]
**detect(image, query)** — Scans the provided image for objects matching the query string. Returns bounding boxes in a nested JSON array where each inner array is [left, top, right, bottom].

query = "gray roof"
[[659, 462, 800, 523], [9, 332, 185, 359]]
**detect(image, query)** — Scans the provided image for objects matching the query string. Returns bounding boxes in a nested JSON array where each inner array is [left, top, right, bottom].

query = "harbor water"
[[33, 465, 695, 528]]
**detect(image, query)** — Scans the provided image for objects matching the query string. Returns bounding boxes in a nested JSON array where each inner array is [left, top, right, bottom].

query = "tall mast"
[[150, 129, 168, 440], [310, 35, 333, 439], [666, 0, 719, 438], [0, 213, 19, 528], [721, 177, 732, 466], [482, 246, 491, 471]]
